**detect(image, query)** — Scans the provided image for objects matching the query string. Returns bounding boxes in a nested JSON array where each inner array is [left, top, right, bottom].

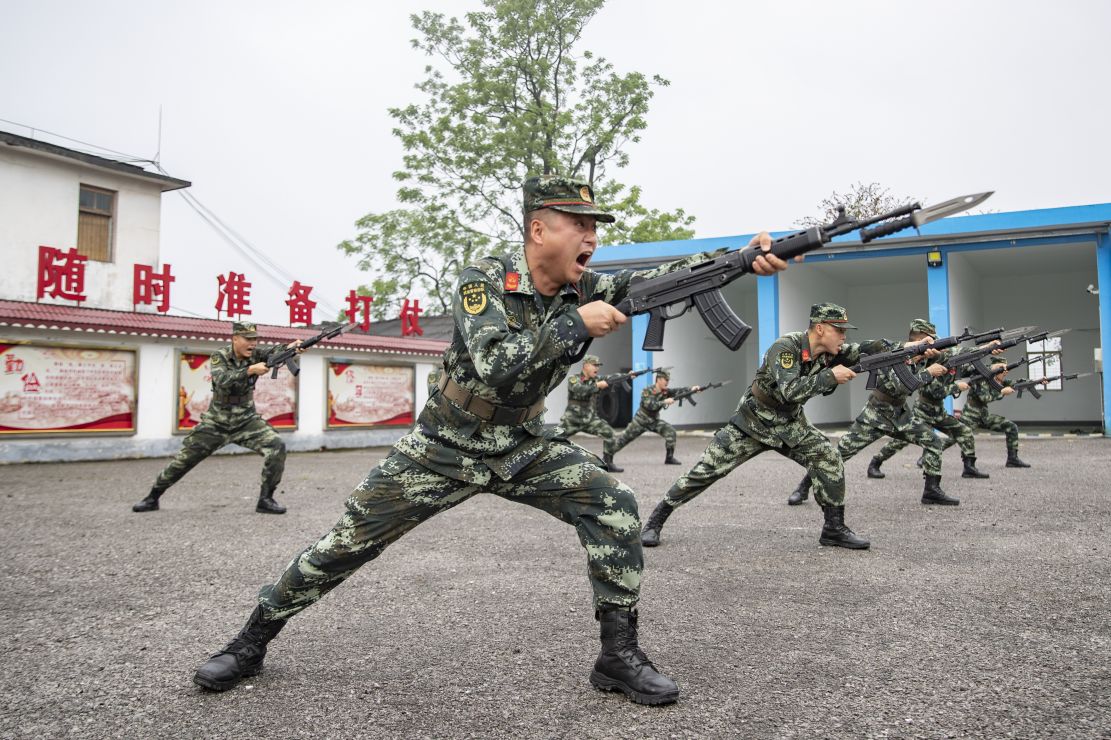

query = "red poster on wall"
[[176, 352, 297, 431], [326, 362, 414, 428], [0, 344, 135, 434]]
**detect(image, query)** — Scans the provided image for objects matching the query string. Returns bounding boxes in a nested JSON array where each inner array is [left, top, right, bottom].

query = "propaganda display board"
[[176, 352, 298, 432], [0, 343, 136, 435], [326, 362, 414, 428]]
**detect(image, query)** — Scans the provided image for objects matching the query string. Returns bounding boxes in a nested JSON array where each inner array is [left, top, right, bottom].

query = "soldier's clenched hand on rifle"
[[579, 301, 628, 337], [248, 339, 303, 376]]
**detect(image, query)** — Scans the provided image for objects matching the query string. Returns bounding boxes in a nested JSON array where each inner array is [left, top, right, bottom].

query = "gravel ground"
[[0, 434, 1108, 739]]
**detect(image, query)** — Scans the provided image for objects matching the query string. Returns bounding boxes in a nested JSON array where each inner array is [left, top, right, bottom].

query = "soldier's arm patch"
[[460, 281, 489, 315], [211, 354, 222, 366], [778, 351, 795, 369]]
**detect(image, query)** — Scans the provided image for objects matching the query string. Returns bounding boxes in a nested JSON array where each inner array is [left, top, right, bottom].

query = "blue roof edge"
[[594, 202, 1111, 264]]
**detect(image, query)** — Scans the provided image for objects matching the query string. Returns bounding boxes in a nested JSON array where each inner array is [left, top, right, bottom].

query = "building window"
[[1027, 336, 1063, 390], [77, 185, 115, 261]]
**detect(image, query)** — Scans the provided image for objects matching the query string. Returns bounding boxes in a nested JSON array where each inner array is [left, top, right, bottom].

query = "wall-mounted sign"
[[176, 352, 297, 432], [326, 362, 414, 428], [0, 343, 136, 435]]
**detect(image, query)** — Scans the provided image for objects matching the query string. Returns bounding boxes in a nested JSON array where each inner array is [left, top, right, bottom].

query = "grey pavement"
[[0, 434, 1108, 739]]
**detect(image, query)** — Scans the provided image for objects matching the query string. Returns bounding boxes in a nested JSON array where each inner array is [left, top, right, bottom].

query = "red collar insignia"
[[505, 272, 520, 291], [801, 349, 811, 362]]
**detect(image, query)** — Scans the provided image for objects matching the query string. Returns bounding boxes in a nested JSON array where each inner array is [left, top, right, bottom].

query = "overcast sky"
[[3, 0, 1109, 325]]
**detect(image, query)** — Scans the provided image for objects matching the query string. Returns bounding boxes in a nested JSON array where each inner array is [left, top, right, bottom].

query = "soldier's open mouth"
[[576, 250, 593, 267]]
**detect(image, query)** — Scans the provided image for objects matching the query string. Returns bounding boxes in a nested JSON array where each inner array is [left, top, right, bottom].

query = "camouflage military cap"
[[232, 321, 259, 338], [655, 368, 671, 380], [583, 354, 603, 367], [909, 318, 937, 336], [809, 303, 857, 329], [523, 175, 615, 223]]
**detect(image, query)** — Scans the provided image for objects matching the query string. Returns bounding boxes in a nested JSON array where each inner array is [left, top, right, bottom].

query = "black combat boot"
[[961, 455, 990, 479], [256, 486, 286, 514], [867, 457, 886, 479], [602, 452, 624, 473], [590, 607, 679, 705], [787, 474, 810, 506], [922, 474, 959, 505], [818, 505, 870, 549], [663, 444, 681, 465], [193, 605, 287, 691], [131, 488, 164, 512], [640, 501, 674, 547], [1005, 451, 1031, 468]]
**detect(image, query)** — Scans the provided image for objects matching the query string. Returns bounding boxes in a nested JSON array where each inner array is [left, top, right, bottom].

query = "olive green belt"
[[212, 392, 251, 406], [437, 375, 545, 425], [749, 383, 790, 412]]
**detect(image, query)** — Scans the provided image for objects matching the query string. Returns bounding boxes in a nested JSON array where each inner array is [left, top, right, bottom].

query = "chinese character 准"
[[37, 246, 87, 303], [22, 372, 41, 393], [400, 298, 423, 337], [215, 272, 252, 318], [133, 263, 175, 313], [286, 281, 317, 326], [345, 290, 374, 332]]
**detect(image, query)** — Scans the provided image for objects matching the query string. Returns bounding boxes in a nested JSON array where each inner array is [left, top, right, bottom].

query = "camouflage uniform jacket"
[[393, 246, 718, 485], [204, 344, 282, 427], [853, 352, 939, 434], [634, 386, 692, 424], [910, 350, 963, 419], [730, 331, 891, 447], [964, 376, 1015, 411], [566, 374, 604, 413]]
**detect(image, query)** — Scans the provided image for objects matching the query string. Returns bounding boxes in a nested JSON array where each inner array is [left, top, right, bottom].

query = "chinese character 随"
[[215, 272, 252, 318], [37, 246, 87, 303], [133, 263, 175, 313], [286, 281, 317, 326]]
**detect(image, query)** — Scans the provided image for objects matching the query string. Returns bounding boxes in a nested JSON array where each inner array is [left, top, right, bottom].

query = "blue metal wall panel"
[[757, 274, 779, 360], [926, 254, 952, 413], [1096, 232, 1111, 436], [630, 313, 653, 403]]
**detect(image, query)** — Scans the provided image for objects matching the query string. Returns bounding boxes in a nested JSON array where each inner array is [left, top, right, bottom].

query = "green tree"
[[338, 0, 695, 318], [795, 182, 921, 228]]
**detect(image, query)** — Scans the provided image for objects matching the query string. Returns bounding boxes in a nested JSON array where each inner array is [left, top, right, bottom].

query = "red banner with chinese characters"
[[326, 362, 414, 428], [0, 344, 135, 434], [176, 352, 297, 431]]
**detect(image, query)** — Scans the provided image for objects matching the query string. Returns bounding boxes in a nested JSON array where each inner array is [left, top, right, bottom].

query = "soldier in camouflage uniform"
[[190, 174, 791, 704], [867, 319, 990, 480], [131, 322, 302, 515], [558, 354, 629, 472], [959, 360, 1032, 467], [609, 368, 699, 466], [641, 304, 890, 551], [789, 318, 956, 508]]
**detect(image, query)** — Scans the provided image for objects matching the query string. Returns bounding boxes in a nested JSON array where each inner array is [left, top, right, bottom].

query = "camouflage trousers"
[[559, 409, 617, 455], [257, 440, 643, 620], [610, 414, 676, 455], [960, 406, 1020, 454], [153, 414, 285, 494], [665, 420, 847, 509], [838, 413, 944, 476], [873, 407, 976, 462]]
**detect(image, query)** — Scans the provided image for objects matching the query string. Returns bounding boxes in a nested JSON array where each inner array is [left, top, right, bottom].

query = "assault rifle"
[[1014, 372, 1092, 399], [255, 322, 358, 383], [965, 357, 1026, 386], [671, 380, 732, 407], [600, 366, 672, 392], [607, 192, 992, 353], [849, 326, 1022, 393], [953, 328, 1068, 391]]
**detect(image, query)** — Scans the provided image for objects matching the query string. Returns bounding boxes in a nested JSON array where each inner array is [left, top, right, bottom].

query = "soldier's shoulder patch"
[[778, 351, 795, 369], [569, 376, 580, 386], [211, 353, 223, 366], [460, 281, 489, 316]]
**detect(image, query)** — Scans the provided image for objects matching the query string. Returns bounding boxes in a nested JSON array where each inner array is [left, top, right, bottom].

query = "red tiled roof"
[[0, 299, 449, 357]]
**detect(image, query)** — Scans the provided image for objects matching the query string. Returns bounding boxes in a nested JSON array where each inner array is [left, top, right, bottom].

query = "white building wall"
[[0, 146, 165, 311], [0, 328, 438, 464]]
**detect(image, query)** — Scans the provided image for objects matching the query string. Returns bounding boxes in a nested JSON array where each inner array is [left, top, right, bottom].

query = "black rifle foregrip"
[[768, 227, 824, 262], [859, 215, 915, 243]]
